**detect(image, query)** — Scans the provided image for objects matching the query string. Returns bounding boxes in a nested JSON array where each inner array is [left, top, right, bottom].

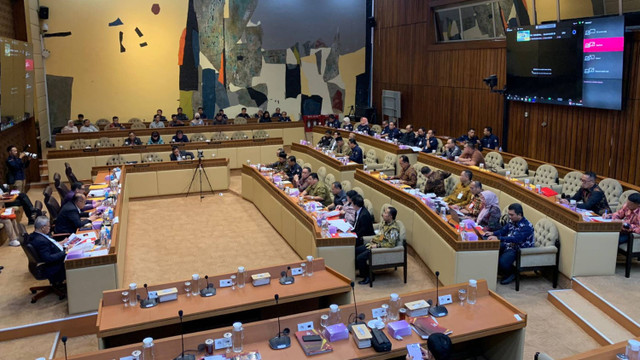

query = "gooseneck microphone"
[[279, 266, 295, 285], [174, 310, 195, 360], [139, 283, 158, 308], [429, 271, 448, 317], [61, 335, 68, 360], [268, 294, 291, 350], [348, 281, 365, 332], [200, 275, 216, 297]]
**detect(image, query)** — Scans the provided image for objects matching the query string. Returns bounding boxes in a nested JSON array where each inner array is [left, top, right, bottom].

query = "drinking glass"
[[121, 291, 129, 308], [300, 263, 307, 277], [224, 332, 232, 354], [231, 275, 237, 290], [458, 288, 467, 306], [381, 304, 389, 324], [184, 281, 191, 297], [320, 314, 329, 329]]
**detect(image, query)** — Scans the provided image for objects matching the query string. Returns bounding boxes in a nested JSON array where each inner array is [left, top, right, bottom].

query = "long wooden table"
[[241, 165, 357, 280], [97, 259, 351, 348], [63, 280, 527, 360], [290, 142, 363, 183]]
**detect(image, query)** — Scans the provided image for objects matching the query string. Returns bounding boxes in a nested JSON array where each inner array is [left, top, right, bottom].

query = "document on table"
[[590, 217, 614, 222], [328, 220, 354, 233]]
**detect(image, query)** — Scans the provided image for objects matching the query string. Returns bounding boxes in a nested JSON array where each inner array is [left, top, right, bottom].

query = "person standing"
[[6, 145, 30, 192]]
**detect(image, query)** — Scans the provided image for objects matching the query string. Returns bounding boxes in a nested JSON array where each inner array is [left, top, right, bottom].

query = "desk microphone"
[[279, 266, 294, 285], [348, 281, 365, 333], [199, 275, 216, 297], [61, 335, 68, 360], [139, 283, 158, 308], [268, 294, 291, 350], [174, 310, 195, 360], [429, 271, 448, 317]]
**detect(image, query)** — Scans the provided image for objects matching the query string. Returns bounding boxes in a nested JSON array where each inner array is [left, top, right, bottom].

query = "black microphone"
[[269, 294, 291, 350], [429, 271, 448, 317], [200, 275, 216, 297], [139, 283, 158, 308], [348, 281, 365, 333], [279, 266, 294, 285], [174, 310, 195, 360], [61, 335, 68, 360]]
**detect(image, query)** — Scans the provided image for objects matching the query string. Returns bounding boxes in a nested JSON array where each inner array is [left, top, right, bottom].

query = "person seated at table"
[[414, 127, 427, 148], [380, 120, 389, 136], [386, 121, 402, 142], [481, 126, 500, 150], [0, 184, 40, 224], [391, 155, 417, 187], [123, 131, 142, 146], [328, 131, 341, 151], [293, 167, 312, 192], [317, 130, 333, 148], [74, 113, 86, 126], [301, 173, 332, 207], [175, 107, 189, 121], [328, 182, 347, 211], [190, 113, 204, 126], [456, 128, 482, 150], [217, 109, 229, 121], [79, 119, 98, 132], [212, 113, 227, 125], [61, 182, 94, 209], [457, 142, 485, 167], [149, 114, 165, 128], [197, 107, 207, 120], [604, 192, 640, 244], [286, 156, 302, 182], [278, 111, 291, 122], [108, 116, 125, 130], [451, 180, 483, 218], [420, 166, 451, 197], [254, 109, 264, 119], [147, 131, 164, 145], [476, 190, 502, 231], [334, 137, 351, 157], [356, 206, 400, 285], [259, 111, 272, 123], [61, 120, 78, 133], [270, 152, 288, 172], [168, 114, 184, 127], [442, 138, 461, 159], [169, 146, 194, 161], [422, 129, 439, 153], [56, 194, 99, 234], [357, 117, 371, 134], [154, 109, 167, 121], [171, 130, 190, 143], [343, 117, 354, 131], [237, 107, 250, 119], [29, 216, 68, 287], [399, 124, 416, 145], [272, 107, 282, 118], [559, 171, 611, 215], [349, 139, 363, 164], [327, 114, 341, 128], [443, 170, 473, 206], [352, 195, 375, 246], [337, 190, 359, 225], [406, 333, 452, 360], [486, 203, 535, 285], [1, 209, 21, 246]]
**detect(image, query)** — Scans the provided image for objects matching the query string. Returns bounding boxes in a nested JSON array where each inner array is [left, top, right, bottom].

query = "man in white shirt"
[[149, 114, 165, 128], [79, 119, 98, 132]]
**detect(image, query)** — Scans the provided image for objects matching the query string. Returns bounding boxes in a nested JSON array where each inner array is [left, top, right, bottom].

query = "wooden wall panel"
[[373, 0, 640, 185]]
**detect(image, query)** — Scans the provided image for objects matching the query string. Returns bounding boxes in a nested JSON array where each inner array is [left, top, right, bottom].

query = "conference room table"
[[290, 142, 363, 183], [64, 280, 527, 360], [97, 259, 352, 348]]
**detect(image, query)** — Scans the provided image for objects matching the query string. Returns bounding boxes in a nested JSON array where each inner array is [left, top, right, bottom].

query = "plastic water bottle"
[[626, 339, 640, 360], [191, 274, 200, 296], [141, 337, 155, 360], [237, 266, 246, 288], [498, 147, 503, 152], [388, 293, 400, 321], [306, 256, 314, 277], [232, 322, 244, 353], [440, 207, 447, 221], [467, 279, 477, 305], [328, 304, 341, 325], [129, 283, 137, 307]]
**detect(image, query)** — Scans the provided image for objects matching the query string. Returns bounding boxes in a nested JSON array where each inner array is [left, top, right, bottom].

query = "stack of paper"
[[327, 220, 353, 232]]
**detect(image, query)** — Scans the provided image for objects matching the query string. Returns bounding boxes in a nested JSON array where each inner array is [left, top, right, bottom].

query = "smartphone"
[[407, 343, 423, 359]]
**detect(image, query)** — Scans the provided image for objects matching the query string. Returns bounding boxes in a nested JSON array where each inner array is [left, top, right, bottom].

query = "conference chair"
[[378, 154, 397, 176], [363, 217, 408, 287], [69, 138, 90, 150], [303, 163, 312, 171], [527, 164, 559, 189], [497, 156, 529, 179], [444, 176, 457, 197], [373, 203, 392, 228], [96, 118, 110, 130], [484, 152, 504, 172], [619, 232, 640, 278], [514, 218, 560, 291], [106, 155, 126, 166], [414, 164, 427, 190], [191, 133, 207, 142], [43, 185, 53, 204], [128, 117, 142, 123], [324, 173, 336, 188], [142, 153, 163, 163], [130, 122, 146, 129], [95, 137, 116, 148], [341, 180, 352, 192], [317, 166, 327, 183], [371, 124, 382, 134], [44, 195, 61, 224], [34, 200, 45, 218], [436, 138, 444, 153], [231, 131, 249, 140], [364, 199, 376, 223], [211, 132, 229, 141], [599, 178, 623, 210], [558, 171, 583, 197], [53, 173, 70, 200], [352, 187, 364, 197], [253, 130, 270, 139], [363, 149, 382, 170], [617, 190, 640, 212], [234, 116, 247, 125], [296, 158, 304, 168], [19, 230, 66, 303]]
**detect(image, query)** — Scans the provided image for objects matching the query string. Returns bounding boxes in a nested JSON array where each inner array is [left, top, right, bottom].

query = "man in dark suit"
[[169, 146, 195, 161], [55, 194, 97, 234], [29, 216, 67, 284], [352, 195, 374, 247], [348, 139, 364, 164]]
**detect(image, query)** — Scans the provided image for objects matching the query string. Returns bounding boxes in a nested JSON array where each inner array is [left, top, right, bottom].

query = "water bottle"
[[191, 274, 200, 296], [467, 279, 477, 305], [141, 337, 155, 360], [328, 304, 341, 325], [129, 283, 137, 307], [306, 256, 314, 277], [388, 293, 400, 321], [232, 322, 244, 353], [626, 339, 640, 360], [498, 147, 502, 152], [440, 207, 447, 221], [237, 267, 246, 288]]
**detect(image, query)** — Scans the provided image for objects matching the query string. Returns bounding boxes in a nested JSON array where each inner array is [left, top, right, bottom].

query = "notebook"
[[408, 316, 452, 339], [295, 329, 333, 356]]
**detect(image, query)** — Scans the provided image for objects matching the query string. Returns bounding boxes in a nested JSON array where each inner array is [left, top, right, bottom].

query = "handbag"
[[371, 328, 391, 352]]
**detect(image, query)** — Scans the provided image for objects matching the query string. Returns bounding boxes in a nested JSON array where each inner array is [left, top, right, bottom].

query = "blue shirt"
[[6, 155, 27, 181], [343, 123, 353, 131], [387, 128, 401, 141], [349, 146, 363, 164], [381, 126, 390, 136], [493, 217, 535, 250], [422, 137, 438, 153], [414, 135, 426, 148], [457, 135, 482, 150], [357, 124, 370, 134], [481, 134, 500, 150]]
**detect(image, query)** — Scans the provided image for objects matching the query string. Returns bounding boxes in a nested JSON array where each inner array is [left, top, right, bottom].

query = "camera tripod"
[[186, 155, 215, 201]]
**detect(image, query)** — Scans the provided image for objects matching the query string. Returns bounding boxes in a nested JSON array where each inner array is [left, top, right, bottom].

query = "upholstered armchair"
[[484, 152, 505, 173], [527, 164, 559, 189], [231, 131, 249, 140], [619, 233, 640, 278], [324, 173, 336, 188], [128, 117, 142, 123], [69, 139, 90, 150], [317, 166, 327, 183], [234, 116, 247, 125], [497, 157, 529, 179], [364, 199, 376, 222], [130, 122, 146, 129], [444, 176, 457, 196], [253, 130, 269, 139], [191, 133, 207, 142], [617, 190, 639, 212], [373, 203, 392, 229], [352, 187, 364, 197], [514, 219, 560, 291], [341, 180, 352, 192], [95, 137, 116, 148], [363, 219, 408, 287], [371, 124, 382, 134], [415, 164, 426, 190], [211, 132, 228, 141], [142, 153, 163, 163], [96, 118, 110, 130], [106, 155, 126, 166], [363, 149, 379, 169], [558, 171, 583, 197], [296, 158, 304, 167], [600, 178, 623, 210], [436, 138, 444, 153]]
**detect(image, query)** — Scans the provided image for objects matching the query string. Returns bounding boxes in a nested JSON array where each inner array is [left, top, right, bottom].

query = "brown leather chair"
[[19, 229, 66, 303], [65, 163, 79, 184], [53, 173, 70, 200]]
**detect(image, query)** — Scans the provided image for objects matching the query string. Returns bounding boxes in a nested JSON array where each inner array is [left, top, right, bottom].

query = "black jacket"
[[55, 201, 91, 234], [354, 207, 375, 241], [29, 232, 66, 283]]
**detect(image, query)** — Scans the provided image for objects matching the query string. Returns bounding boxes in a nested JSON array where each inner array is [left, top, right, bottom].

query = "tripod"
[[186, 155, 215, 201]]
